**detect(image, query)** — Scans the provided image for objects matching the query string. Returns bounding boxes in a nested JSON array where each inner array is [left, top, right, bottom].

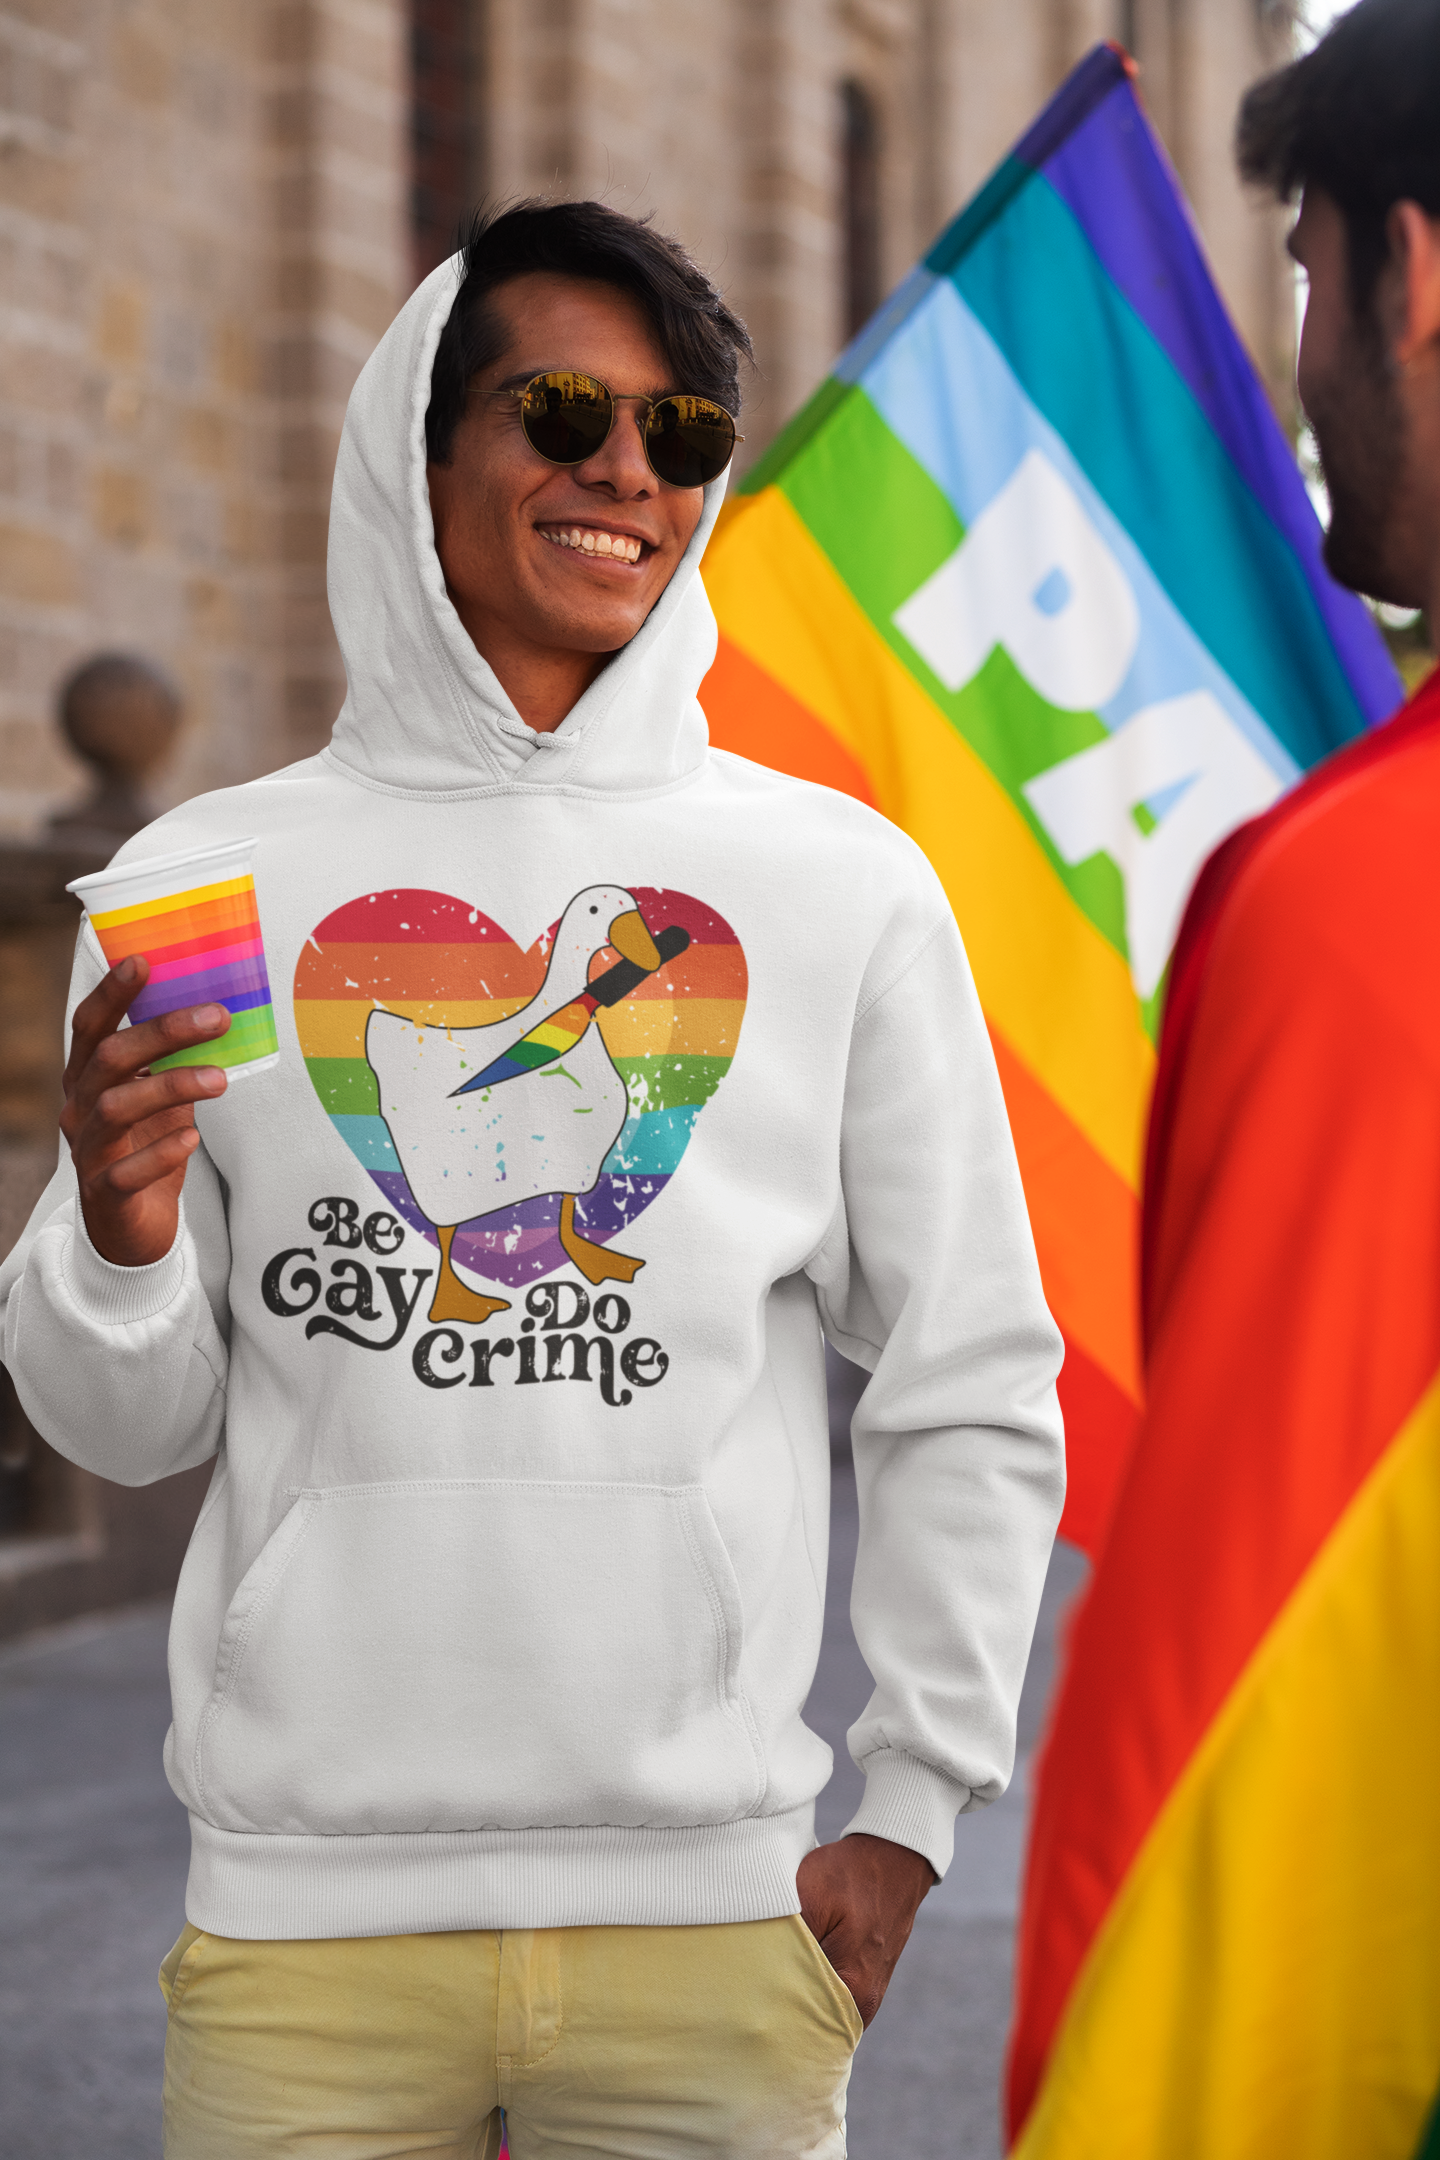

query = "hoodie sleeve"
[[0, 929, 230, 1487], [808, 898, 1066, 1880]]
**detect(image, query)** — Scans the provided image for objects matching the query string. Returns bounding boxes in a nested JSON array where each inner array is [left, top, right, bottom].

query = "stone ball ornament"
[[51, 652, 183, 843]]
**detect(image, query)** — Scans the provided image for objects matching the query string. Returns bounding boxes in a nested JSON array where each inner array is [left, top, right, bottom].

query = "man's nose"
[[576, 405, 655, 494]]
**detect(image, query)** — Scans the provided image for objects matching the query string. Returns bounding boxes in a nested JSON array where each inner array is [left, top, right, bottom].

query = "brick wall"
[[474, 0, 1296, 470], [0, 0, 409, 844], [411, 0, 476, 283], [0, 7, 410, 1631]]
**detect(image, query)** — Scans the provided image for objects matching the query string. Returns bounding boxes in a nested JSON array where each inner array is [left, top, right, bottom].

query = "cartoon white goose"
[[365, 885, 687, 1327]]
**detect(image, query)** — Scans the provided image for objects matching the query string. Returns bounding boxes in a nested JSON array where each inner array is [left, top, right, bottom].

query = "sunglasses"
[[489, 371, 741, 489]]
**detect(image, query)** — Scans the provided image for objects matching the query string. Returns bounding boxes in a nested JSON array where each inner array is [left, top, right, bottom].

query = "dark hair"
[[425, 199, 753, 465], [1237, 0, 1440, 316]]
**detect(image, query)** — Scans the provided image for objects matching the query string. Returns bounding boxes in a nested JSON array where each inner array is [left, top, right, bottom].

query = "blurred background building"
[[3, 0, 1300, 847], [0, 0, 1296, 1629]]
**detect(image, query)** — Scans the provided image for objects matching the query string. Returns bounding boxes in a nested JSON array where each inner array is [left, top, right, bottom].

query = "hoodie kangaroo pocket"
[[193, 1479, 766, 1835]]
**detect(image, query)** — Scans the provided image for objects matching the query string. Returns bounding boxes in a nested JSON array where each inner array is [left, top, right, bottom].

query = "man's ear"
[[1388, 201, 1440, 367]]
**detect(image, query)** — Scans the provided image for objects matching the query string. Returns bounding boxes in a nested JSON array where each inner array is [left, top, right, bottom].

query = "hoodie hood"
[[325, 255, 728, 797]]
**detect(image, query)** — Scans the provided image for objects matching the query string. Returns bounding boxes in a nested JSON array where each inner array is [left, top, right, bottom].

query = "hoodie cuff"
[[842, 1750, 972, 1881], [64, 1204, 189, 1326]]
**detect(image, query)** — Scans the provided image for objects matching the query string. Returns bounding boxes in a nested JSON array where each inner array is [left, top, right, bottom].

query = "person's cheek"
[[1295, 289, 1332, 427]]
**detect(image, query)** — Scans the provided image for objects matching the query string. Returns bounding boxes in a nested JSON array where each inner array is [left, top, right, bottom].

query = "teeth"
[[540, 526, 642, 562]]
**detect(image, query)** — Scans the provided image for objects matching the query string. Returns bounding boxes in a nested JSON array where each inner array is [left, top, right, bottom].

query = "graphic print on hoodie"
[[295, 884, 745, 1357], [0, 246, 1066, 1944]]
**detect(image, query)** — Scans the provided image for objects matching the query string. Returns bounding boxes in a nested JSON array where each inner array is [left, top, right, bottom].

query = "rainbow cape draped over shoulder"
[[1009, 665, 1440, 2155], [700, 43, 1399, 1552]]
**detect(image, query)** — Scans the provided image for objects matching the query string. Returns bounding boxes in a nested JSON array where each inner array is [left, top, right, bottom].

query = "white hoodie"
[[0, 259, 1065, 1941]]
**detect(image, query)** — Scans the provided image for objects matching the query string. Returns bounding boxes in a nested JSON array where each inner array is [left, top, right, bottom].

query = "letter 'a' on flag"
[[700, 43, 1401, 1555]]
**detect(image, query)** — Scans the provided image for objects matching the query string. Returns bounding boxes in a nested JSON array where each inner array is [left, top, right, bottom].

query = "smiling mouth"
[[538, 524, 646, 565]]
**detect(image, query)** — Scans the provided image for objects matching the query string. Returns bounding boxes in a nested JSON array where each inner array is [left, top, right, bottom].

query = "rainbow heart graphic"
[[294, 886, 746, 1289]]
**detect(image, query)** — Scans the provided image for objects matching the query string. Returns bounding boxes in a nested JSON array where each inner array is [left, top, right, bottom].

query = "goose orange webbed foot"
[[428, 1225, 512, 1326], [559, 1195, 645, 1287]]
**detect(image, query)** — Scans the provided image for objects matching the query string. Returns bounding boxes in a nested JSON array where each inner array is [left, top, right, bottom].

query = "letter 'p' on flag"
[[700, 43, 1400, 1555]]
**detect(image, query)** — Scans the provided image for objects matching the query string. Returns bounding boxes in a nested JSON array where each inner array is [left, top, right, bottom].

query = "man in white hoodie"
[[1, 202, 1065, 2158]]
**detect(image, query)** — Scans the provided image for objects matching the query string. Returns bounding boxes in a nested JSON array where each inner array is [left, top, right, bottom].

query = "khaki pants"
[[160, 1914, 862, 2159]]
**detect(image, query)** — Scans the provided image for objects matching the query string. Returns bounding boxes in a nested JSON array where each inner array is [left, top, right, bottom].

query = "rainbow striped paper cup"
[[67, 837, 279, 1080]]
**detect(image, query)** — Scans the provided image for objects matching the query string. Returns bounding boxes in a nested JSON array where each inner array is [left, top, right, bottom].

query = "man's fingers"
[[86, 1123, 201, 1198], [100, 1001, 232, 1077], [70, 1002, 231, 1116], [795, 1846, 847, 1941], [796, 1834, 934, 2031], [815, 1918, 890, 2028], [823, 1944, 878, 2027], [69, 1061, 228, 1165], [65, 956, 149, 1093], [82, 1064, 228, 1151]]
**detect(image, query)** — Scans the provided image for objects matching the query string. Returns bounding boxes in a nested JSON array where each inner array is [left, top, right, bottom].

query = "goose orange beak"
[[609, 909, 661, 972]]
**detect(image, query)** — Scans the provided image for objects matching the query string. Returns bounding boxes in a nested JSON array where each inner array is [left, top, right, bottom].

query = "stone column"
[[264, 0, 411, 760], [1127, 0, 1296, 412], [478, 0, 843, 456]]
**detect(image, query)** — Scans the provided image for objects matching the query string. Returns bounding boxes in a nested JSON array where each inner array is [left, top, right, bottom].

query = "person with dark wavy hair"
[[426, 201, 752, 467], [1238, 0, 1440, 606], [2, 195, 1066, 2155]]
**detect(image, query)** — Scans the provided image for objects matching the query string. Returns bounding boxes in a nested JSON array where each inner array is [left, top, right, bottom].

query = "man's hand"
[[797, 1831, 937, 2027], [60, 956, 231, 1267]]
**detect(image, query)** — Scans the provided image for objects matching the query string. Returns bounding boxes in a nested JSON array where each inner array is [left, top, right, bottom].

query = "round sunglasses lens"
[[520, 373, 613, 464], [644, 397, 735, 487]]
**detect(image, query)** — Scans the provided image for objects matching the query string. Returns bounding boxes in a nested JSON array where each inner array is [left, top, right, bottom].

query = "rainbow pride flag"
[[701, 43, 1399, 1550]]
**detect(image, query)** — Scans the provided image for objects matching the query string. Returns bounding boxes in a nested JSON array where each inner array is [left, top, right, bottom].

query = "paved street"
[[0, 1381, 1085, 2160], [814, 1463, 1086, 2158], [0, 1603, 190, 2160]]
